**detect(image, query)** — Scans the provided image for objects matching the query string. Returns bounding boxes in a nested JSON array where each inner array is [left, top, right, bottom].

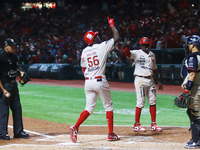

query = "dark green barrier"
[[157, 64, 183, 85], [123, 66, 134, 82], [73, 65, 84, 80], [27, 63, 76, 80], [23, 63, 183, 84], [18, 64, 31, 72], [151, 48, 185, 64]]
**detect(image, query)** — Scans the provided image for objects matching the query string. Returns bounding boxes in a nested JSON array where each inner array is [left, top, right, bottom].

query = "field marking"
[[81, 125, 189, 128], [1, 127, 186, 150], [8, 125, 52, 138]]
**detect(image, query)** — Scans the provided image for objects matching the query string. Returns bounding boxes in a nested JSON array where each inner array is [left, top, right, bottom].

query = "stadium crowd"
[[0, 0, 199, 65]]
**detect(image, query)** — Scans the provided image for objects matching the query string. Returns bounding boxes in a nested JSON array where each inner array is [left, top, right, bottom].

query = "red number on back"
[[87, 57, 93, 67], [87, 55, 99, 67], [93, 56, 99, 65]]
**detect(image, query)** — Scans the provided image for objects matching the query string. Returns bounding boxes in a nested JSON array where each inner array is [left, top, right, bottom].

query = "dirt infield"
[[0, 79, 191, 150]]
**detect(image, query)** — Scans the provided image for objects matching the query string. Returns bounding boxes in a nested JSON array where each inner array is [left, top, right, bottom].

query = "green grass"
[[17, 84, 190, 127]]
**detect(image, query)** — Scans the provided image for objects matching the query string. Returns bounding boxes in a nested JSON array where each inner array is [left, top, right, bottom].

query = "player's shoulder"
[[0, 50, 5, 57], [101, 38, 114, 45], [184, 52, 200, 61], [149, 50, 155, 55], [82, 46, 91, 53], [0, 50, 6, 62], [131, 49, 141, 52], [0, 49, 4, 54]]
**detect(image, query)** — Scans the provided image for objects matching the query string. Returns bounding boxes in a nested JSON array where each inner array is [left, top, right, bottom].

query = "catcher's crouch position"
[[181, 35, 200, 149]]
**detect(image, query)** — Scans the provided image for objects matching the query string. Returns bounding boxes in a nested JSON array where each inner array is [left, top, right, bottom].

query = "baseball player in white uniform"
[[125, 37, 163, 132], [69, 16, 120, 143]]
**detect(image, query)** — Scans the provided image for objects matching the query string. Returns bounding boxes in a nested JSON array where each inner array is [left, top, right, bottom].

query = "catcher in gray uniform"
[[181, 35, 200, 149]]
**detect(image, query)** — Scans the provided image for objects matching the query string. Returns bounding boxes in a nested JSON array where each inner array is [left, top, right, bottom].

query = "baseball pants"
[[84, 75, 113, 114]]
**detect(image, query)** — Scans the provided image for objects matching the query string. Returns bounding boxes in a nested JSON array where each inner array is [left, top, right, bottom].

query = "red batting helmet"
[[139, 37, 150, 44], [84, 31, 98, 45]]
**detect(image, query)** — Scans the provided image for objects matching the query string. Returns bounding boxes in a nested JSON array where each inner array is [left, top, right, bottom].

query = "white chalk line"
[[8, 125, 52, 138], [1, 126, 150, 149]]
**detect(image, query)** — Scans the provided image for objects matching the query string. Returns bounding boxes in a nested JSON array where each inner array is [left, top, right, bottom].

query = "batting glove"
[[107, 16, 114, 27]]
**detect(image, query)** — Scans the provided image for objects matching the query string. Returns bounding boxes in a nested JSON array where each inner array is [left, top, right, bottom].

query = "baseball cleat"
[[187, 139, 200, 145], [133, 123, 146, 132], [107, 133, 120, 141], [69, 126, 78, 143], [187, 139, 193, 145], [150, 123, 162, 132], [185, 142, 200, 149]]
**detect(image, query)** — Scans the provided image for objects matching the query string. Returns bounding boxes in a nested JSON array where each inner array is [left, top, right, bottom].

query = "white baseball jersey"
[[130, 49, 157, 108], [130, 49, 157, 76], [80, 38, 115, 114], [81, 38, 114, 77]]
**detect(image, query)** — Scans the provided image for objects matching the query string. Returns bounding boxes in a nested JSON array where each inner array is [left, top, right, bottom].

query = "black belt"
[[137, 75, 152, 79]]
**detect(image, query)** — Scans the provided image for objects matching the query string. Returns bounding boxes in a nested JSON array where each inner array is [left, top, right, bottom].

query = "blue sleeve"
[[181, 64, 188, 78], [187, 56, 198, 72]]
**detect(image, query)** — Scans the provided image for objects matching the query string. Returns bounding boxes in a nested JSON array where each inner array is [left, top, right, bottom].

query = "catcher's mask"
[[184, 35, 200, 55], [140, 37, 151, 52], [84, 31, 98, 45]]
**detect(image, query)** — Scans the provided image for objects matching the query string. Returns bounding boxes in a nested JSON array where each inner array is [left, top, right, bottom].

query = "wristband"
[[186, 80, 194, 91]]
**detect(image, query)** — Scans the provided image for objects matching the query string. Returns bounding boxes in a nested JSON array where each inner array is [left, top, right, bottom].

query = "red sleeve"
[[82, 67, 86, 73], [124, 47, 131, 58]]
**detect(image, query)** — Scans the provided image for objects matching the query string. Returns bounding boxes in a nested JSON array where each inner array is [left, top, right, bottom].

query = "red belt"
[[85, 76, 102, 80], [137, 75, 152, 79]]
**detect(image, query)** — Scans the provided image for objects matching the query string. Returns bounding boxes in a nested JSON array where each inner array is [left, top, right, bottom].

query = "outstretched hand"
[[107, 16, 114, 27]]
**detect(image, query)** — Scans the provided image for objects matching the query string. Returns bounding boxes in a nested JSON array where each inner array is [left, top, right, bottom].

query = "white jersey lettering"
[[81, 38, 114, 77]]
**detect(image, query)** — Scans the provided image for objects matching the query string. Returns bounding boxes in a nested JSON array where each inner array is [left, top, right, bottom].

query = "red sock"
[[75, 110, 90, 128], [150, 105, 156, 123], [106, 111, 113, 134], [135, 107, 142, 124]]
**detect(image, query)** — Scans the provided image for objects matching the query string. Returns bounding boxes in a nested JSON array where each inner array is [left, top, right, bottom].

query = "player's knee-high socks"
[[75, 110, 90, 128], [106, 111, 113, 134], [150, 105, 156, 123], [135, 107, 142, 124]]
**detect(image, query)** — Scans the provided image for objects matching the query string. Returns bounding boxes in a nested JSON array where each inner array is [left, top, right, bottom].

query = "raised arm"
[[107, 16, 120, 44]]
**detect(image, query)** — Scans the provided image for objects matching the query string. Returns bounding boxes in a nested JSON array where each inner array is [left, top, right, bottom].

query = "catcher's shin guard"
[[191, 122, 200, 143]]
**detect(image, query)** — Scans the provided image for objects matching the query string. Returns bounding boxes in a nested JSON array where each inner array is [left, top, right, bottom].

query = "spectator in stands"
[[114, 57, 125, 81], [0, 0, 199, 65], [156, 35, 166, 50], [149, 34, 158, 49]]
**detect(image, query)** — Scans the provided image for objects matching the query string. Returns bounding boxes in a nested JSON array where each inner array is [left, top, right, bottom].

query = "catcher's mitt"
[[174, 92, 191, 108], [19, 72, 31, 86]]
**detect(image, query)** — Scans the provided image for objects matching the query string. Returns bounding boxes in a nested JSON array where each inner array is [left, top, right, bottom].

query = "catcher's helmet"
[[187, 35, 200, 46], [139, 37, 150, 45], [184, 35, 200, 55], [84, 31, 98, 45]]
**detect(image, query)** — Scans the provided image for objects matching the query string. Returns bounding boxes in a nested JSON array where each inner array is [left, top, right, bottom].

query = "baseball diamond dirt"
[[0, 79, 192, 150]]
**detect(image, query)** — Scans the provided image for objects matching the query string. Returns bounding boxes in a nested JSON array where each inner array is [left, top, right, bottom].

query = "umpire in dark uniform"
[[0, 38, 29, 140]]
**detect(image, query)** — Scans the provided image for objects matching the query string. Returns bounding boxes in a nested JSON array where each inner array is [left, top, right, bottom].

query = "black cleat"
[[14, 131, 29, 139], [0, 135, 10, 140]]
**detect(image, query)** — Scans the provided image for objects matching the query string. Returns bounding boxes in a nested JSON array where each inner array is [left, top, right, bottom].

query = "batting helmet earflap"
[[84, 31, 98, 45], [139, 37, 150, 44]]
